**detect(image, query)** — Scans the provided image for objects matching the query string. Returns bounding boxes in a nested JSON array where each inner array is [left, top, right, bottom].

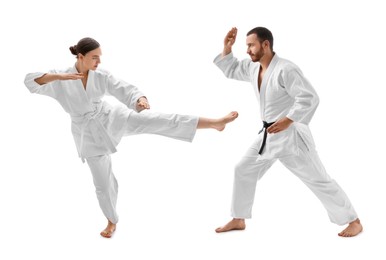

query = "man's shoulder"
[[277, 56, 300, 71]]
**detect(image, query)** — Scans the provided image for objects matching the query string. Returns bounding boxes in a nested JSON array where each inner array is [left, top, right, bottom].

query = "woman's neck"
[[75, 62, 88, 75]]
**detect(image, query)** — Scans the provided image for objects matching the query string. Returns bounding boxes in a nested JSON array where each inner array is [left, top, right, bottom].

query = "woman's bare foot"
[[214, 111, 239, 131], [198, 111, 239, 131], [338, 218, 362, 237], [215, 218, 246, 233], [100, 220, 116, 238]]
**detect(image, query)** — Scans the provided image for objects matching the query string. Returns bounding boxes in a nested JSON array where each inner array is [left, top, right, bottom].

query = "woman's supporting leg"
[[86, 154, 118, 238]]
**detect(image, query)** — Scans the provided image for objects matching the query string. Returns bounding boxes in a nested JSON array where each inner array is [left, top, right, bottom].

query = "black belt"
[[258, 121, 275, 155]]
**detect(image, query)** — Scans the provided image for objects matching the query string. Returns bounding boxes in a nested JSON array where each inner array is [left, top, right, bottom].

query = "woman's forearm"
[[34, 73, 62, 85]]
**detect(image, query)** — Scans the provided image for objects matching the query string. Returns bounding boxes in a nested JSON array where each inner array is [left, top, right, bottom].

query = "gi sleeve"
[[281, 67, 320, 125], [106, 73, 145, 112], [24, 71, 59, 99], [213, 52, 253, 82]]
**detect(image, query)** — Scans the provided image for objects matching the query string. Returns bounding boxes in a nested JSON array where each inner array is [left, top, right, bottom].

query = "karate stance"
[[25, 37, 238, 238], [213, 27, 362, 237]]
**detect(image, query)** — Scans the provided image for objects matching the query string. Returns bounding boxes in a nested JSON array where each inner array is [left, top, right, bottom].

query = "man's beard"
[[250, 49, 264, 62]]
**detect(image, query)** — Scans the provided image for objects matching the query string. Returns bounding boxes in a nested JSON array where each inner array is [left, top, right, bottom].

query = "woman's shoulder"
[[94, 67, 111, 76]]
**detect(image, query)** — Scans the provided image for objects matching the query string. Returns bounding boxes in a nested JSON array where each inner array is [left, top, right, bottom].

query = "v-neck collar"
[[259, 54, 279, 120], [71, 65, 92, 93]]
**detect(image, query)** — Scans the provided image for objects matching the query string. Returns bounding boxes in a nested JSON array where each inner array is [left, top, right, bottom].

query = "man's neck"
[[260, 52, 275, 70]]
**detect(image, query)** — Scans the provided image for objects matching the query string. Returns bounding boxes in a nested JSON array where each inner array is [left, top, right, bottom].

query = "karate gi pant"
[[86, 111, 199, 224], [231, 136, 358, 226]]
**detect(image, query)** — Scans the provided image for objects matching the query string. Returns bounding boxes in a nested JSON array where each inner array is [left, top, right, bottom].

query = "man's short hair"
[[247, 27, 274, 50]]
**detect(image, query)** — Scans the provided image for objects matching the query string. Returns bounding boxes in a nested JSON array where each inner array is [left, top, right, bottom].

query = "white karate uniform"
[[214, 53, 357, 225], [25, 66, 199, 223]]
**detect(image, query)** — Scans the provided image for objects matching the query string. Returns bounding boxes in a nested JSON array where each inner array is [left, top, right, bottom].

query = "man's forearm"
[[222, 47, 232, 58]]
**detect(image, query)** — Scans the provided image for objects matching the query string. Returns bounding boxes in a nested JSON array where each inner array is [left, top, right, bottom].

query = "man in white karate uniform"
[[213, 27, 362, 237]]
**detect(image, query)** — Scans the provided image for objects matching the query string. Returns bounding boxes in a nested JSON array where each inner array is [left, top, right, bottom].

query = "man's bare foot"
[[338, 218, 363, 237], [215, 218, 246, 233], [100, 220, 116, 238], [213, 111, 239, 131]]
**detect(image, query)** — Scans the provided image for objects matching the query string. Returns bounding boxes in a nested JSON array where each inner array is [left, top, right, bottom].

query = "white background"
[[1, 0, 385, 259]]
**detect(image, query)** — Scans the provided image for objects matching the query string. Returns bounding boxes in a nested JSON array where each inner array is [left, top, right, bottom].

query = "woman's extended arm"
[[34, 73, 84, 85]]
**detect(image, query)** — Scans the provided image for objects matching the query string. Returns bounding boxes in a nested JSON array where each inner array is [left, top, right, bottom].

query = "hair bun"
[[70, 38, 100, 57], [69, 45, 78, 55]]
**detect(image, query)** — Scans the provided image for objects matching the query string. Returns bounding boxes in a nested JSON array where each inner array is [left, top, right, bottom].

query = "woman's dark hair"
[[69, 37, 100, 57], [247, 27, 274, 51]]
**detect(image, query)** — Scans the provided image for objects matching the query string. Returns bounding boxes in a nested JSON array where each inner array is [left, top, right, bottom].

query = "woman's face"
[[79, 47, 102, 71]]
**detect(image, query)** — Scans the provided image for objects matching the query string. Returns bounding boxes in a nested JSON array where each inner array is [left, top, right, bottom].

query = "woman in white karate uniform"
[[24, 37, 238, 238]]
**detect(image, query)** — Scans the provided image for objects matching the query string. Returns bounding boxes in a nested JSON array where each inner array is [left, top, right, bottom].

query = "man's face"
[[246, 34, 265, 62]]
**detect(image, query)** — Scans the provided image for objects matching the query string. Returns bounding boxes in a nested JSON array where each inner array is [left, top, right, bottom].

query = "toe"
[[100, 230, 111, 238], [215, 226, 226, 233]]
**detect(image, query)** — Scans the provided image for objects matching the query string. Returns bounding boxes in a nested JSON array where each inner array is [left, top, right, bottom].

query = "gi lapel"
[[71, 65, 94, 111], [259, 54, 279, 121], [85, 70, 94, 96]]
